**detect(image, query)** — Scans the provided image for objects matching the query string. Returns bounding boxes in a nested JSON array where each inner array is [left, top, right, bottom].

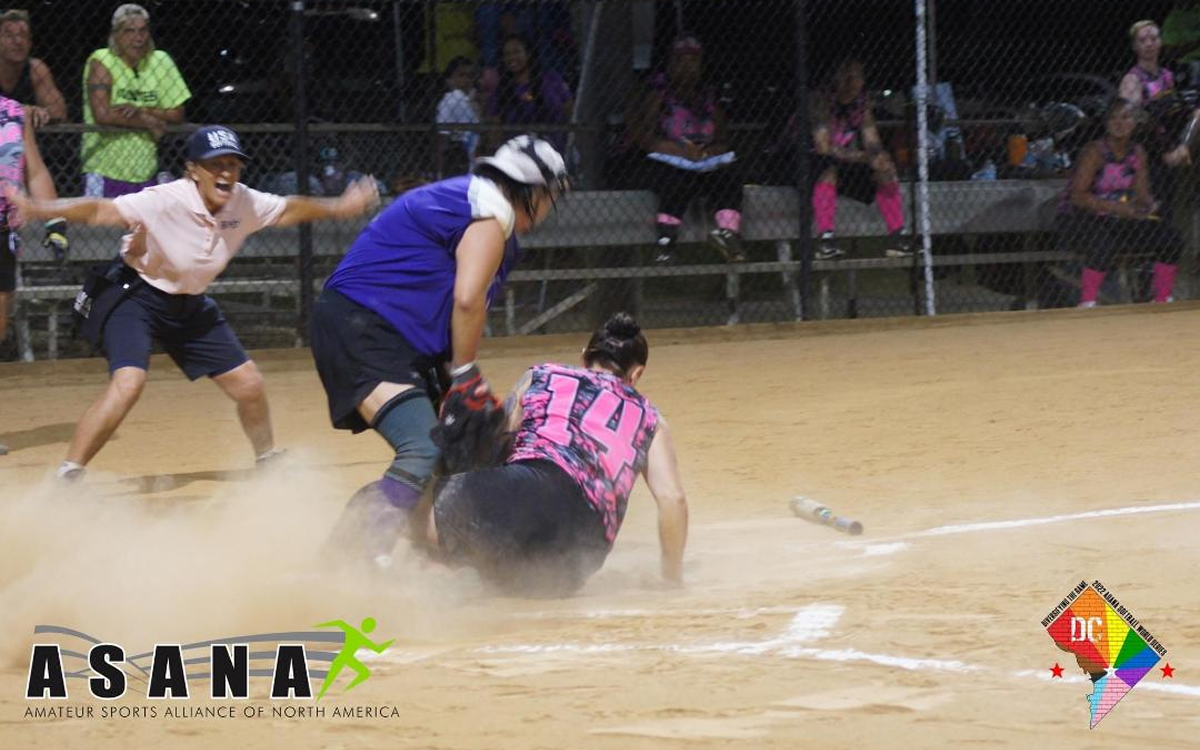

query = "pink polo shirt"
[[113, 179, 287, 295]]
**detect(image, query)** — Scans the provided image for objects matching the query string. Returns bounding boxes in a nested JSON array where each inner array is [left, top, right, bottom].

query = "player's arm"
[[29, 58, 67, 124], [861, 105, 885, 154], [643, 418, 688, 585], [450, 218, 505, 371], [87, 59, 171, 138], [4, 188, 125, 226], [140, 104, 185, 124], [813, 120, 867, 164], [632, 88, 687, 157], [706, 101, 731, 156], [273, 177, 380, 227]]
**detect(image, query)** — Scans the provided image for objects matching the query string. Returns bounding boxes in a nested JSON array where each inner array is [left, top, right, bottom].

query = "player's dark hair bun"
[[584, 312, 648, 376], [603, 313, 641, 341]]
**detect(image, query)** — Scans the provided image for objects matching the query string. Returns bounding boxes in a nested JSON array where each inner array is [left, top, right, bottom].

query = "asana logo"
[[24, 618, 394, 712]]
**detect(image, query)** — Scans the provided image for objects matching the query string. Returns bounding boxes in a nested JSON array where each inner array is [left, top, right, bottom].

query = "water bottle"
[[971, 159, 997, 181]]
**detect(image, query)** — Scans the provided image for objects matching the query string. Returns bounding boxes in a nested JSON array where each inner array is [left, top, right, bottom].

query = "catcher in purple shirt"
[[417, 313, 690, 597], [314, 135, 569, 565]]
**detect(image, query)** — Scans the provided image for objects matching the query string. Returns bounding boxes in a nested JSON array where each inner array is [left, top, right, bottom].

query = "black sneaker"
[[708, 228, 746, 262], [654, 223, 679, 264], [815, 232, 844, 260], [653, 236, 676, 265], [884, 233, 914, 258]]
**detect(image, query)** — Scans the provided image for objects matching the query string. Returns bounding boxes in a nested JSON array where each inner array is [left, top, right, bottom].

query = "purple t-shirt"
[[508, 363, 660, 543], [324, 175, 520, 358], [486, 70, 571, 126]]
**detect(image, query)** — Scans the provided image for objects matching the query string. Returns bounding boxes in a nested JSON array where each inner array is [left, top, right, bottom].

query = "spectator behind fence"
[[806, 59, 909, 261], [627, 34, 744, 265], [0, 91, 67, 366], [1118, 19, 1200, 216], [485, 35, 573, 154], [0, 9, 66, 127], [437, 56, 482, 176], [82, 4, 190, 198], [1057, 98, 1182, 308]]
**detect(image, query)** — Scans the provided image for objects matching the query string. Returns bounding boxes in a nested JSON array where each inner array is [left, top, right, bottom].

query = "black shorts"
[[812, 155, 879, 205], [309, 288, 445, 433], [0, 231, 17, 293], [434, 459, 611, 597], [102, 284, 249, 380]]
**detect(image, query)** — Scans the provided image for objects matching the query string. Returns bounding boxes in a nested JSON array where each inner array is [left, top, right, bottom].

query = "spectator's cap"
[[475, 135, 569, 193], [112, 3, 149, 29], [671, 34, 703, 57], [0, 9, 30, 25], [187, 126, 250, 163], [1129, 19, 1158, 40]]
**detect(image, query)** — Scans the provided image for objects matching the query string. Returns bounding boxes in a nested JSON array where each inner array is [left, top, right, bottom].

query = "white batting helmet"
[[475, 135, 569, 194]]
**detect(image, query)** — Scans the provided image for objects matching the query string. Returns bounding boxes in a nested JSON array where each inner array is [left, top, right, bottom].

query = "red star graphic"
[[1160, 663, 1174, 678], [1050, 663, 1064, 678]]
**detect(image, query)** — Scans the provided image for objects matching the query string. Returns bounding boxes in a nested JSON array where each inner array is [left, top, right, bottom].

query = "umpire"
[[11, 125, 379, 481]]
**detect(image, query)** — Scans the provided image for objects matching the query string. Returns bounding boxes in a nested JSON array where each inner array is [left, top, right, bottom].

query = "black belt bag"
[[74, 256, 143, 348]]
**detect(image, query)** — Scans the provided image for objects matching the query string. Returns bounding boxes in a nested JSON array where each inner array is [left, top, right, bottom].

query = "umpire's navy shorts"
[[102, 283, 249, 380]]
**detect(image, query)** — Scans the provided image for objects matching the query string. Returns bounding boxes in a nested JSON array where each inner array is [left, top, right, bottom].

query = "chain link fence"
[[5, 0, 1197, 361]]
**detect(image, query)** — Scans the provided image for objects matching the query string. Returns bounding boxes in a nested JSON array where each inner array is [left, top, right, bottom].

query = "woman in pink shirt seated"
[[9, 125, 379, 482]]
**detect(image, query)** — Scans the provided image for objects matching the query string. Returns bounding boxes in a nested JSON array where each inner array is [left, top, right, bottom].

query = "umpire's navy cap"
[[187, 125, 250, 162]]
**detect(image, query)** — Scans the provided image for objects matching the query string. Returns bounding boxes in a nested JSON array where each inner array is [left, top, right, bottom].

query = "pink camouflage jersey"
[[508, 363, 660, 543], [0, 95, 26, 229], [1059, 141, 1140, 215]]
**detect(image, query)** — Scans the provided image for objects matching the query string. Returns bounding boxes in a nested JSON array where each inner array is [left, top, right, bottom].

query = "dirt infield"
[[2, 306, 1198, 749]]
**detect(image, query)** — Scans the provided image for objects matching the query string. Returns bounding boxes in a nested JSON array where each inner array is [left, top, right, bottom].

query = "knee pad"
[[372, 390, 440, 490]]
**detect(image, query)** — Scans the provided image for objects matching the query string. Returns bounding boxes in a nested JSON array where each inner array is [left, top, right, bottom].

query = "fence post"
[[914, 0, 936, 316], [794, 0, 811, 321], [291, 0, 314, 345]]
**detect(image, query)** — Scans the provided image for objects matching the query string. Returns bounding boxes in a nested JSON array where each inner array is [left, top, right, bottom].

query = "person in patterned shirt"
[[419, 312, 689, 597]]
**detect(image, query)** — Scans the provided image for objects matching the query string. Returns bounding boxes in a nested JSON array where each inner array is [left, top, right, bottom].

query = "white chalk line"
[[826, 499, 1200, 550], [913, 501, 1200, 538], [471, 605, 978, 674], [447, 607, 1200, 701]]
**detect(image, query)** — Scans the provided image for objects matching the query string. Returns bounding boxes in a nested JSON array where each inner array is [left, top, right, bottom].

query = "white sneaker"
[[56, 461, 86, 482], [1077, 301, 1098, 309]]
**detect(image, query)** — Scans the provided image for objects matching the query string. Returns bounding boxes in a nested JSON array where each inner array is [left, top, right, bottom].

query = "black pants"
[[635, 157, 743, 222], [434, 459, 610, 598], [1056, 213, 1183, 272]]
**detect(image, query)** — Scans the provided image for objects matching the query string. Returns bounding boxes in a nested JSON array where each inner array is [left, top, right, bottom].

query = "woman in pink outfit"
[[1057, 99, 1181, 307]]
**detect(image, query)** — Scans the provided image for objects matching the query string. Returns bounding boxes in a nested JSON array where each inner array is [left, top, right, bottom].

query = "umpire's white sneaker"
[[55, 461, 85, 482], [255, 448, 288, 470]]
